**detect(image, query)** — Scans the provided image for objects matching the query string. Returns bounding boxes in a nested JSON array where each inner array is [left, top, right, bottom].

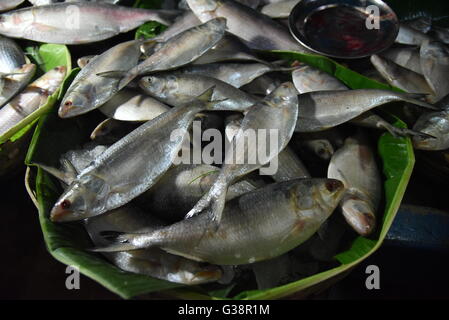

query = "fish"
[[184, 82, 299, 226], [186, 0, 310, 52], [396, 24, 432, 46], [293, 65, 431, 138], [420, 40, 449, 103], [153, 10, 201, 42], [0, 0, 25, 11], [225, 113, 310, 180], [192, 35, 267, 65], [59, 39, 144, 118], [260, 0, 300, 19], [0, 3, 179, 44], [403, 16, 432, 34], [89, 118, 139, 144], [29, 0, 120, 5], [379, 46, 423, 75], [0, 66, 66, 136], [139, 73, 258, 111], [177, 62, 292, 89], [370, 54, 434, 96], [138, 164, 259, 223], [85, 205, 225, 285], [294, 131, 344, 161], [116, 18, 227, 91], [241, 74, 280, 96], [50, 86, 222, 222], [413, 94, 449, 151], [76, 55, 96, 69], [328, 134, 381, 236], [99, 89, 171, 122], [295, 89, 437, 132], [93, 178, 345, 266]]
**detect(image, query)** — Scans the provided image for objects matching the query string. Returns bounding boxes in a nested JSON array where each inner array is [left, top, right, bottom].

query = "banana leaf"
[[25, 47, 414, 299]]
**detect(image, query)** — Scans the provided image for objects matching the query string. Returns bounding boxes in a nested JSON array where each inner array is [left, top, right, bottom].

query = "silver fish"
[[0, 3, 179, 44], [192, 35, 266, 65], [178, 62, 291, 89], [295, 89, 437, 132], [117, 18, 227, 90], [85, 206, 224, 285], [396, 24, 432, 46], [139, 164, 259, 223], [0, 63, 36, 109], [328, 134, 381, 236], [380, 46, 423, 75], [370, 54, 434, 96], [420, 40, 449, 103], [59, 39, 144, 118], [292, 65, 348, 93], [241, 74, 280, 96], [153, 10, 201, 42], [413, 94, 449, 151], [0, 66, 66, 136], [76, 55, 96, 69], [99, 89, 171, 121], [186, 0, 310, 52], [139, 73, 258, 111], [90, 118, 139, 144], [260, 0, 300, 19], [185, 82, 299, 226], [93, 178, 345, 266], [294, 131, 344, 161], [50, 87, 221, 222]]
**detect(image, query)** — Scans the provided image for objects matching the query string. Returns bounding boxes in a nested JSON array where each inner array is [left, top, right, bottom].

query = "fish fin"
[[90, 231, 139, 252], [197, 85, 216, 103], [378, 122, 436, 139], [36, 163, 75, 185], [96, 70, 128, 79], [61, 158, 79, 176], [399, 93, 439, 110]]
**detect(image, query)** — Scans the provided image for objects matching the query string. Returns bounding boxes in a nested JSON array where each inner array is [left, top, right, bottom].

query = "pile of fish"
[[0, 0, 446, 290]]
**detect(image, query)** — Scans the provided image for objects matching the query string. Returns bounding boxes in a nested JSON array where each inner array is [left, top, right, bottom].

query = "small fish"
[[328, 134, 381, 236], [241, 74, 280, 96], [0, 64, 36, 109], [420, 40, 449, 103], [59, 39, 144, 118], [396, 24, 432, 46], [295, 89, 437, 132], [0, 66, 66, 136], [294, 131, 344, 161], [185, 82, 298, 226], [186, 0, 310, 52], [292, 65, 348, 93], [260, 0, 300, 19], [380, 46, 423, 75], [99, 89, 171, 122], [116, 18, 227, 91], [139, 73, 258, 111], [93, 178, 345, 266], [85, 205, 224, 285], [76, 55, 96, 69], [90, 118, 139, 144], [50, 87, 222, 222], [0, 3, 179, 44], [138, 164, 259, 223], [413, 94, 449, 151], [370, 54, 434, 97]]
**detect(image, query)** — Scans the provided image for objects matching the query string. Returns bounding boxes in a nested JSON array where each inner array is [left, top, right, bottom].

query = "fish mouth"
[[50, 205, 76, 222]]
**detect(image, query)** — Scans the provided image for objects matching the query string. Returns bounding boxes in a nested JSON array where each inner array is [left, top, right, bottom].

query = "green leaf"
[[135, 21, 167, 40]]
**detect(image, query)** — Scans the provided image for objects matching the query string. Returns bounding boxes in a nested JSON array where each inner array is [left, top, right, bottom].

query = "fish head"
[[340, 193, 376, 236], [413, 112, 449, 150], [59, 83, 95, 118], [77, 56, 95, 69], [50, 181, 92, 222], [186, 0, 220, 21], [310, 139, 334, 160], [139, 75, 177, 99], [266, 82, 299, 107], [204, 17, 227, 33], [36, 66, 67, 92], [0, 11, 33, 35]]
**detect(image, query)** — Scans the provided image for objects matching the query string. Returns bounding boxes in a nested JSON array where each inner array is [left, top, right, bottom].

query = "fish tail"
[[399, 93, 439, 110]]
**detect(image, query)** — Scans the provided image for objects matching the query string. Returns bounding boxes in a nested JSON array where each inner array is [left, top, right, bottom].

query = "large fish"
[[50, 87, 223, 222], [328, 134, 381, 236], [185, 82, 298, 226], [93, 179, 345, 266], [0, 66, 66, 136], [186, 0, 310, 52], [0, 3, 179, 44]]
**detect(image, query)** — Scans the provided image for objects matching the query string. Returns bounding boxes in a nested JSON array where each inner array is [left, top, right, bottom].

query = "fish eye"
[[64, 101, 73, 107], [61, 199, 71, 209]]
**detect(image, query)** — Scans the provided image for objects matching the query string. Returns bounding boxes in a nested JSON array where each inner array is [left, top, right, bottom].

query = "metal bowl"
[[289, 0, 399, 59]]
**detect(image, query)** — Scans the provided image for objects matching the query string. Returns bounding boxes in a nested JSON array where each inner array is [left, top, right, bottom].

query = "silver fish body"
[[186, 0, 309, 52], [260, 0, 300, 19], [328, 135, 381, 236], [0, 63, 36, 109], [95, 178, 345, 266], [0, 3, 179, 44], [242, 74, 280, 96], [50, 87, 219, 222], [420, 40, 449, 103], [60, 39, 144, 118], [139, 73, 258, 111], [185, 82, 299, 225], [380, 46, 423, 75], [85, 206, 224, 285], [0, 66, 66, 136], [153, 10, 201, 42], [396, 24, 432, 45]]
